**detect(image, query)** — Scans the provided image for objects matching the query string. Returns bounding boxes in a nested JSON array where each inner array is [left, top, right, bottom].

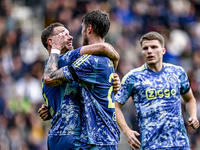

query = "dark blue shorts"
[[47, 135, 81, 150], [144, 147, 191, 150]]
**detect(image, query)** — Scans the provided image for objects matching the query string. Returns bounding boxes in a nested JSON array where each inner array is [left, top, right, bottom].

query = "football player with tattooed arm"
[[42, 10, 121, 150], [115, 31, 199, 150], [38, 21, 120, 150]]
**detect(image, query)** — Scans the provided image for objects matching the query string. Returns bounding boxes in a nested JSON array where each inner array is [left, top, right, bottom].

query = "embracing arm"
[[80, 43, 119, 70], [44, 33, 69, 87], [44, 53, 69, 87], [182, 88, 199, 129], [44, 33, 120, 86]]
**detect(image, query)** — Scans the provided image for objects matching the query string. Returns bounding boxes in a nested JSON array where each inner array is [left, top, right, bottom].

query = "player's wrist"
[[51, 49, 61, 55]]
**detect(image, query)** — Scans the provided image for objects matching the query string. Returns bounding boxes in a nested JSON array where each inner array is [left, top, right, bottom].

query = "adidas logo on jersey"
[[142, 79, 151, 85]]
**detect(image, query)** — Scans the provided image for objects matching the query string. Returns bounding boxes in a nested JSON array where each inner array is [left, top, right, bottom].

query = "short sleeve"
[[115, 72, 134, 105], [179, 67, 190, 94]]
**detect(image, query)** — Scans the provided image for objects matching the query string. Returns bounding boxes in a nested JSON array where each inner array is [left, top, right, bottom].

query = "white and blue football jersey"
[[42, 47, 82, 137], [115, 63, 190, 149], [63, 54, 120, 146]]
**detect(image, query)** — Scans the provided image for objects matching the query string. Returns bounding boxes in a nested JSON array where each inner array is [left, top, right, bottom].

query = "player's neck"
[[147, 63, 163, 72], [88, 36, 104, 45]]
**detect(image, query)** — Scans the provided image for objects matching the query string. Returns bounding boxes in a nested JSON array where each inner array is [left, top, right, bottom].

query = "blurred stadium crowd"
[[0, 0, 200, 149]]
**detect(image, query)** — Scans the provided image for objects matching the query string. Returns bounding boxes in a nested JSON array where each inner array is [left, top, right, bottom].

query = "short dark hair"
[[41, 22, 64, 49], [140, 31, 165, 47], [82, 10, 110, 39]]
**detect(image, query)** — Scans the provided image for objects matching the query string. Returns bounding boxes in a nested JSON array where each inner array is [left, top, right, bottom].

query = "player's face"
[[53, 26, 74, 53], [141, 40, 166, 67], [81, 23, 89, 46]]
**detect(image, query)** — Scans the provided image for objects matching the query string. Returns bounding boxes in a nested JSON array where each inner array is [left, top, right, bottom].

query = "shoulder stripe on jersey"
[[74, 54, 91, 67], [122, 64, 145, 84], [73, 54, 88, 66]]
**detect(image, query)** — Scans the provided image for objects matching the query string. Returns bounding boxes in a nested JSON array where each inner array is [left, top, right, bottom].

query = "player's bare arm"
[[80, 43, 119, 70], [44, 32, 70, 87], [44, 53, 68, 87], [115, 101, 141, 149], [182, 88, 199, 129]]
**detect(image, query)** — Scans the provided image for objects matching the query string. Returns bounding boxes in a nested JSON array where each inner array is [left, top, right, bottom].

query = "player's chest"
[[133, 72, 181, 99]]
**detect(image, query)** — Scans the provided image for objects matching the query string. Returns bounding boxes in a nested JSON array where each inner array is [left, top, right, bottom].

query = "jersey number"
[[108, 73, 115, 108]]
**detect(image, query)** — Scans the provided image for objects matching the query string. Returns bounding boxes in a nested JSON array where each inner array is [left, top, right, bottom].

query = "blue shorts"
[[144, 147, 191, 150], [166, 147, 190, 150], [47, 135, 81, 150], [80, 143, 118, 150]]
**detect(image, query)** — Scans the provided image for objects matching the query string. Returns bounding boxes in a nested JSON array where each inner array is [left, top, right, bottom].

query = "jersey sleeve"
[[179, 67, 190, 94], [115, 72, 134, 105]]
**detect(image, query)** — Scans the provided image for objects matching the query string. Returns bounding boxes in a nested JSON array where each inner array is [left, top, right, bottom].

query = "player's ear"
[[87, 25, 92, 34], [47, 37, 52, 46], [162, 48, 166, 55]]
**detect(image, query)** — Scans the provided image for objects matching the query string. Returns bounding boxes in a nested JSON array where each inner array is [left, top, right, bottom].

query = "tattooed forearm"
[[44, 53, 69, 86], [46, 69, 68, 86], [45, 67, 54, 74], [50, 69, 66, 79], [44, 53, 59, 75]]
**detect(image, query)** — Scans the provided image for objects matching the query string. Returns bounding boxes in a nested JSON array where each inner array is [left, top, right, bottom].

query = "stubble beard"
[[83, 35, 89, 46]]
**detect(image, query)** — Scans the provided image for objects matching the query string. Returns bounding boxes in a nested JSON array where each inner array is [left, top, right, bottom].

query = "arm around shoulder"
[[44, 68, 68, 87], [80, 43, 120, 61]]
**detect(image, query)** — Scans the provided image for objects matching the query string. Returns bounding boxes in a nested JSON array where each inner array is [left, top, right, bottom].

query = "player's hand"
[[113, 73, 121, 95], [51, 32, 67, 50], [124, 129, 141, 150], [38, 104, 52, 121], [188, 117, 199, 129]]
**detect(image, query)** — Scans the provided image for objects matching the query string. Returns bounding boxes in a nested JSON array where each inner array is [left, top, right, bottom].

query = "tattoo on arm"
[[44, 53, 68, 86], [50, 70, 68, 84], [44, 53, 59, 74]]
